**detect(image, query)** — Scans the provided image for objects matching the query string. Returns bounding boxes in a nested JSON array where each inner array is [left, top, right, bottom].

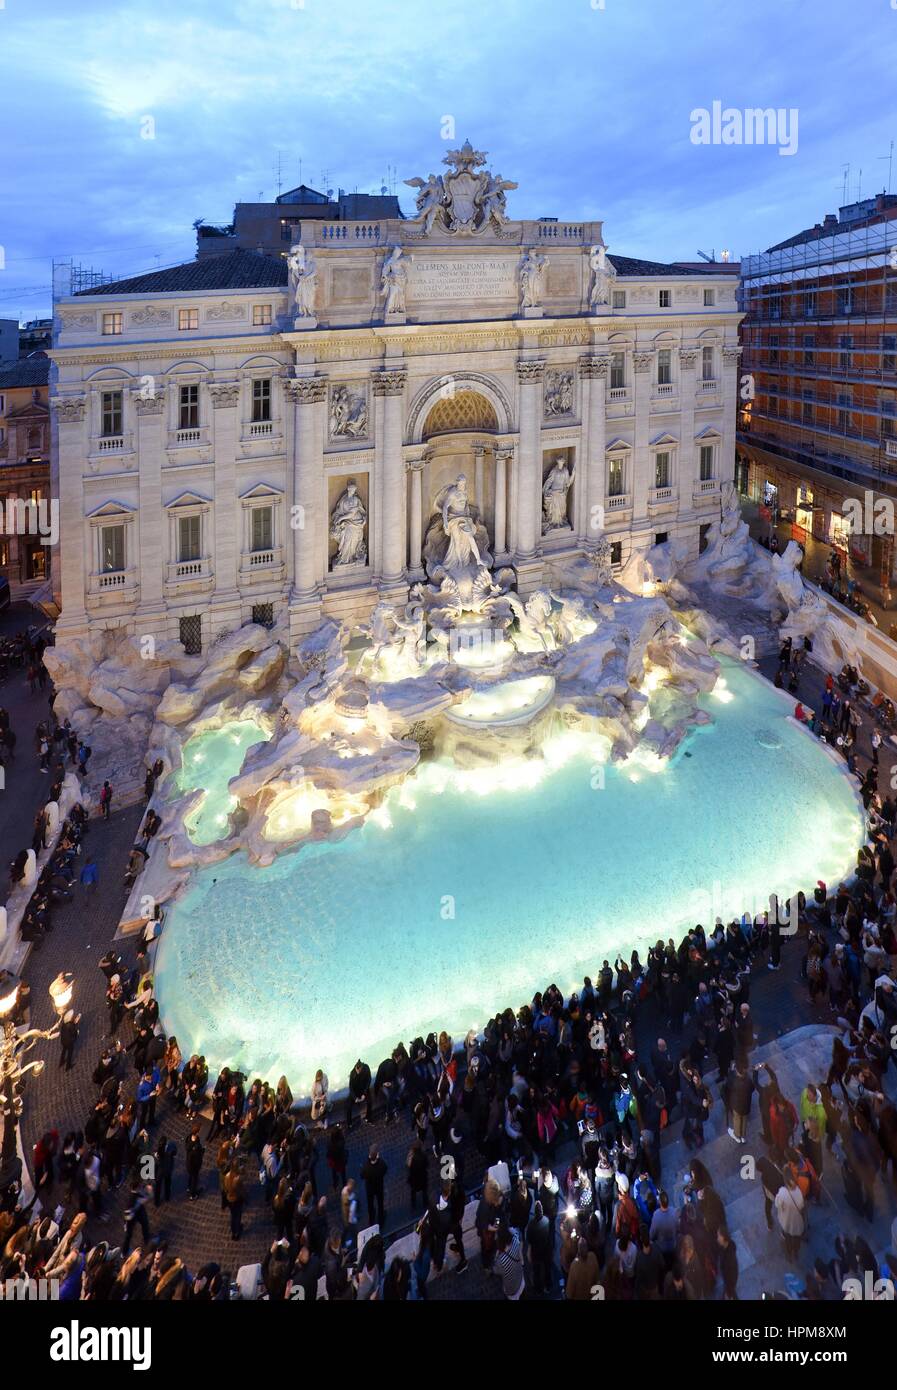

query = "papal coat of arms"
[[405, 140, 518, 237]]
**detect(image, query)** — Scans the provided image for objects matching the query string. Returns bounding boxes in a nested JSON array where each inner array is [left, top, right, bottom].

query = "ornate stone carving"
[[209, 382, 240, 409], [516, 359, 545, 384], [379, 246, 408, 316], [678, 349, 698, 369], [633, 352, 654, 373], [329, 384, 369, 440], [371, 369, 407, 397], [130, 305, 173, 327], [542, 457, 574, 533], [579, 356, 610, 379], [287, 244, 318, 320], [52, 396, 87, 423], [519, 250, 548, 311], [404, 140, 517, 237], [544, 370, 575, 418], [57, 311, 96, 330], [631, 286, 655, 305], [588, 245, 616, 309], [329, 480, 367, 568], [285, 376, 327, 406], [423, 474, 494, 593], [206, 301, 247, 322], [722, 346, 743, 363], [133, 386, 166, 415], [679, 286, 700, 303]]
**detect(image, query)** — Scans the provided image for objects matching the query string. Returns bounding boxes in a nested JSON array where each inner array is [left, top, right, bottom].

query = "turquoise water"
[[155, 661, 865, 1093], [175, 719, 268, 845]]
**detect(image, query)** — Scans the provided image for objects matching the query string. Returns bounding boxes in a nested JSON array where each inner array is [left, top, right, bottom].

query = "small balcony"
[[693, 477, 720, 502], [175, 427, 202, 445], [238, 546, 285, 584], [165, 557, 213, 594], [248, 420, 273, 438], [655, 382, 674, 396], [87, 567, 139, 605], [97, 435, 125, 452], [700, 379, 718, 393], [605, 492, 632, 514], [608, 386, 629, 402], [649, 485, 677, 510]]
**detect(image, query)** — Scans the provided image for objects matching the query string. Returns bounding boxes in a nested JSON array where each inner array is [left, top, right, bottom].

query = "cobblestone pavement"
[[14, 619, 891, 1299]]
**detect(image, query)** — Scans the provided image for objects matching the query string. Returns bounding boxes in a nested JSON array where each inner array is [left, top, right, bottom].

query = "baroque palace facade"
[[50, 142, 742, 652]]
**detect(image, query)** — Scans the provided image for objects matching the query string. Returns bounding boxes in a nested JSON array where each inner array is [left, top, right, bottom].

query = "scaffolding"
[[739, 211, 897, 491]]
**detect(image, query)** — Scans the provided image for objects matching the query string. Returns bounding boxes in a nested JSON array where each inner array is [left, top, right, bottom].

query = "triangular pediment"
[[694, 424, 722, 440], [238, 482, 283, 501], [86, 499, 136, 518], [166, 489, 211, 509], [605, 437, 631, 452], [650, 431, 678, 447]]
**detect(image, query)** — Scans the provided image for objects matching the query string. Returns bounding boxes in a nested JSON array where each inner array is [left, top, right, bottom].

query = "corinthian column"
[[286, 375, 327, 609], [494, 445, 512, 559], [209, 381, 241, 616], [133, 384, 166, 621], [372, 367, 407, 590], [406, 456, 425, 579], [580, 356, 609, 546], [721, 345, 742, 485], [52, 395, 89, 639], [678, 348, 698, 510], [515, 358, 545, 562]]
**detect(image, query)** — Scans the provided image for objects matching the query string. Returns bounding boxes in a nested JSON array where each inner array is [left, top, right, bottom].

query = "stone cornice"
[[633, 352, 654, 372], [678, 349, 698, 368], [516, 358, 545, 383], [133, 386, 166, 415], [722, 345, 743, 362]]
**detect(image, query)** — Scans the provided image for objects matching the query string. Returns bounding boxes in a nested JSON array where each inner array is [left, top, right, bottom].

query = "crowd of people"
[[1, 627, 896, 1301]]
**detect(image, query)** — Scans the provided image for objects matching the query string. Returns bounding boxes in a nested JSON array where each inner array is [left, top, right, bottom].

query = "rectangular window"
[[699, 523, 712, 554], [607, 457, 624, 496], [702, 346, 714, 381], [769, 334, 779, 365], [658, 289, 671, 309], [839, 334, 852, 369], [178, 514, 201, 562], [654, 451, 671, 488], [252, 304, 273, 326], [610, 352, 625, 390], [610, 541, 622, 566], [179, 384, 199, 430], [250, 505, 273, 551], [101, 390, 123, 437], [612, 290, 626, 310], [803, 333, 815, 365], [657, 349, 672, 385], [883, 334, 896, 373], [699, 444, 714, 480], [101, 312, 122, 336], [654, 531, 668, 545], [769, 291, 782, 320], [252, 602, 275, 628], [100, 524, 125, 572], [251, 378, 272, 422], [803, 400, 814, 425], [179, 614, 202, 656], [703, 288, 715, 307], [178, 308, 199, 331], [837, 286, 853, 316], [804, 290, 817, 317]]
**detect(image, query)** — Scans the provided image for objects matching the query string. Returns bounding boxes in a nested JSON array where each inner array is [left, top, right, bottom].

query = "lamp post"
[[0, 969, 73, 1193]]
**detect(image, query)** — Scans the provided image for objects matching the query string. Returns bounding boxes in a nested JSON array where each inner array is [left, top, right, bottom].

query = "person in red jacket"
[[769, 1093, 798, 1162]]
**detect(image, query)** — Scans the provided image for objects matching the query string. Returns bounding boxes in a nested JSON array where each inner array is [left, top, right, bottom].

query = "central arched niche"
[[419, 391, 501, 557]]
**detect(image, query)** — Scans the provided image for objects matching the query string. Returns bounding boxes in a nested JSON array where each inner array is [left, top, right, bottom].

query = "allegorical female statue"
[[288, 244, 318, 319], [329, 479, 367, 567], [588, 244, 616, 309], [519, 249, 548, 310], [542, 457, 574, 531], [437, 474, 482, 571], [380, 245, 408, 316]]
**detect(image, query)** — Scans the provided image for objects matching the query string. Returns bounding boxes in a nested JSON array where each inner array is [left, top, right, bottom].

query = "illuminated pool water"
[[175, 719, 268, 845], [155, 661, 865, 1093]]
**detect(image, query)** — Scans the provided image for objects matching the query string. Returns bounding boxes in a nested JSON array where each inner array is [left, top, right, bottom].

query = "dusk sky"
[[2, 0, 896, 323]]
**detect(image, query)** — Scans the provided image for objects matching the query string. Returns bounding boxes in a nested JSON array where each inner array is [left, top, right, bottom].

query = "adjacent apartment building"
[[737, 192, 897, 587], [0, 355, 52, 588]]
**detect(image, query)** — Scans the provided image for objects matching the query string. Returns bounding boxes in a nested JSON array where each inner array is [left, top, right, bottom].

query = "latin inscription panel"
[[408, 256, 518, 302]]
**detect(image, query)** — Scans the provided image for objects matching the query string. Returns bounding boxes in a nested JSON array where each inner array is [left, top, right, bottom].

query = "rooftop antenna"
[[275, 150, 283, 198], [879, 140, 894, 194], [857, 167, 863, 200], [298, 157, 303, 187], [841, 163, 850, 204]]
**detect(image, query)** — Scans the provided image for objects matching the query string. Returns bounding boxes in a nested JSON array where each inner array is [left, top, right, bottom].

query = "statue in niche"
[[519, 249, 548, 310], [329, 480, 367, 567], [542, 456, 574, 532], [330, 385, 368, 439], [589, 244, 616, 309], [287, 244, 317, 319], [380, 245, 408, 316], [422, 473, 496, 611], [434, 475, 484, 572]]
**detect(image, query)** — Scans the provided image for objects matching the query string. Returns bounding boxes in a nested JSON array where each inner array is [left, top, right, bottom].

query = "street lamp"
[[0, 969, 74, 1193]]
